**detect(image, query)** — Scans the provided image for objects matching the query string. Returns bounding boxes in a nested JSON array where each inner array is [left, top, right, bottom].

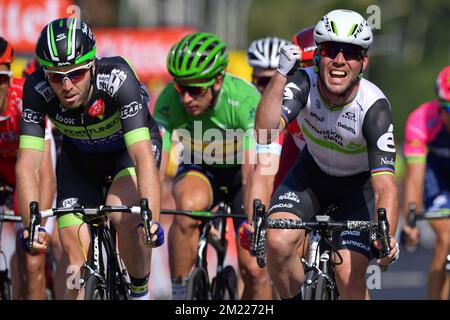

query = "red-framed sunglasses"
[[44, 61, 93, 85], [174, 83, 211, 98]]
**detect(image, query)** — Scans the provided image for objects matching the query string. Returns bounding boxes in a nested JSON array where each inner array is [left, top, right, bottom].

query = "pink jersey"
[[404, 100, 446, 163]]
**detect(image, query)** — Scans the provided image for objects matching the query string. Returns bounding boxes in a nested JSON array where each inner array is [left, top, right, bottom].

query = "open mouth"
[[329, 70, 347, 79]]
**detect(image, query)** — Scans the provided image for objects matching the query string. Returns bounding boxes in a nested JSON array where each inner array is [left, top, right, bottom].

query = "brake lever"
[[28, 201, 41, 250], [140, 198, 153, 245]]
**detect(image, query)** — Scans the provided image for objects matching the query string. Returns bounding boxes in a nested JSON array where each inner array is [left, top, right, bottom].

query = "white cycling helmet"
[[247, 37, 290, 69], [313, 9, 373, 49]]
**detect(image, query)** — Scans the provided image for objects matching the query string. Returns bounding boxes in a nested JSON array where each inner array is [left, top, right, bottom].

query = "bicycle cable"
[[77, 222, 89, 262]]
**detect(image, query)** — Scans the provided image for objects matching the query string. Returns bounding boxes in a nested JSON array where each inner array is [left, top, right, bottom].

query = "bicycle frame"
[[27, 199, 153, 300], [195, 202, 229, 271]]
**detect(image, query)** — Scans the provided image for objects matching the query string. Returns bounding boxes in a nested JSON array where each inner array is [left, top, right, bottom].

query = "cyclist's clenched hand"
[[137, 221, 165, 248], [19, 227, 48, 253], [277, 44, 302, 77], [238, 221, 254, 251], [401, 225, 420, 249], [373, 237, 400, 267]]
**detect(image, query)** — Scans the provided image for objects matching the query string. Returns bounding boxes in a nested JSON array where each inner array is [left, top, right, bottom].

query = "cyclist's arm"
[[38, 137, 56, 211], [255, 70, 309, 144], [363, 98, 398, 235], [115, 65, 161, 221], [402, 111, 427, 221], [246, 138, 282, 221]]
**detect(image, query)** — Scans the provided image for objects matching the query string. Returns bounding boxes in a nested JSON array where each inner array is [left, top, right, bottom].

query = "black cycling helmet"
[[35, 18, 96, 68]]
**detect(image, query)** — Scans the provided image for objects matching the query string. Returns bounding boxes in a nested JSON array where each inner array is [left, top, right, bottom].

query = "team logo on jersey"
[[279, 191, 300, 203], [62, 198, 78, 208], [88, 98, 105, 119], [35, 81, 55, 102], [283, 82, 301, 100], [97, 69, 127, 97], [380, 157, 395, 166], [342, 112, 356, 122], [377, 124, 396, 152], [22, 109, 44, 124], [120, 101, 142, 119], [55, 113, 75, 125]]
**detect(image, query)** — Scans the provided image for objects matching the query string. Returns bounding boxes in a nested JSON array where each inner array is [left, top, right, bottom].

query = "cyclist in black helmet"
[[16, 18, 164, 300]]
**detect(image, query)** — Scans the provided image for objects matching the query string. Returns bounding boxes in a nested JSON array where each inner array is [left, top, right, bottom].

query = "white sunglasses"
[[44, 61, 93, 84]]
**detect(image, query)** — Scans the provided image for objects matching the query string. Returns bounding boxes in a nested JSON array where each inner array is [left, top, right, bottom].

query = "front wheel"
[[84, 275, 106, 300], [212, 266, 238, 300], [186, 267, 210, 300], [314, 275, 338, 300]]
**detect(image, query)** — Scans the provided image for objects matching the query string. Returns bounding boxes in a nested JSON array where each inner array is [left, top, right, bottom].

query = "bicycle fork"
[[82, 226, 106, 292]]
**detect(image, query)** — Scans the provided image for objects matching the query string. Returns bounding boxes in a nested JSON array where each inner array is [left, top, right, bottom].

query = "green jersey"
[[154, 73, 260, 168]]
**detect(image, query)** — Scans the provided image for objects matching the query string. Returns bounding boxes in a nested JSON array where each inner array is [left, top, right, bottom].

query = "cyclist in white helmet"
[[254, 9, 399, 299], [247, 37, 290, 93]]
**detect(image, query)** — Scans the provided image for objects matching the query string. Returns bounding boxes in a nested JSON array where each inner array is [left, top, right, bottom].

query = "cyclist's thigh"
[[56, 145, 106, 229], [173, 164, 213, 211], [332, 177, 374, 261], [268, 149, 320, 222], [423, 162, 450, 240], [205, 165, 245, 232]]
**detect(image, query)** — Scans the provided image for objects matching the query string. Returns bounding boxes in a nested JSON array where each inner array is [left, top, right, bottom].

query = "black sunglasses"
[[319, 42, 366, 61]]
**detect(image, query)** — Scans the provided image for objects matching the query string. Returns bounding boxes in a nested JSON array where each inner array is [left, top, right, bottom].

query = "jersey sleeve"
[[113, 58, 152, 148], [362, 98, 396, 176], [19, 77, 47, 152], [281, 69, 310, 127], [403, 105, 428, 164]]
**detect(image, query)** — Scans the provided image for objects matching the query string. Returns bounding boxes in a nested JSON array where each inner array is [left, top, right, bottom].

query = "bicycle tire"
[[303, 268, 317, 300], [186, 267, 210, 300], [84, 275, 105, 300], [212, 265, 238, 300], [314, 275, 338, 300]]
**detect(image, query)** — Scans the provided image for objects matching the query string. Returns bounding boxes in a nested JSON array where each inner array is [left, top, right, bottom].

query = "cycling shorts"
[[268, 147, 375, 260], [174, 163, 245, 233], [57, 137, 161, 229]]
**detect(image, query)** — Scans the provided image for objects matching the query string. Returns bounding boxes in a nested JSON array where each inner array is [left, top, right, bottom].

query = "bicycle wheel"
[[212, 265, 238, 300], [302, 268, 317, 300], [186, 267, 210, 300], [314, 275, 338, 300], [84, 275, 106, 300]]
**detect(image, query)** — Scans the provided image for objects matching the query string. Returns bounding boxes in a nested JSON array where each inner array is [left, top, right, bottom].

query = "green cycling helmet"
[[167, 32, 229, 87]]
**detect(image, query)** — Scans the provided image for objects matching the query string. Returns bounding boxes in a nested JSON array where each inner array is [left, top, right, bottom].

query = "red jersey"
[[0, 77, 25, 159]]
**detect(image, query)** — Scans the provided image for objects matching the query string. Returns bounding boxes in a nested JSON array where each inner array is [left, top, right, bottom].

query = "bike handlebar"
[[27, 199, 153, 249], [160, 209, 247, 221], [407, 202, 450, 228], [0, 214, 22, 222], [250, 198, 392, 270]]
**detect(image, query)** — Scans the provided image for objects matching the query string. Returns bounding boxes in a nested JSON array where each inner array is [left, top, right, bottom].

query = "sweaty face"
[[0, 64, 11, 113], [45, 61, 93, 110], [317, 42, 367, 101]]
